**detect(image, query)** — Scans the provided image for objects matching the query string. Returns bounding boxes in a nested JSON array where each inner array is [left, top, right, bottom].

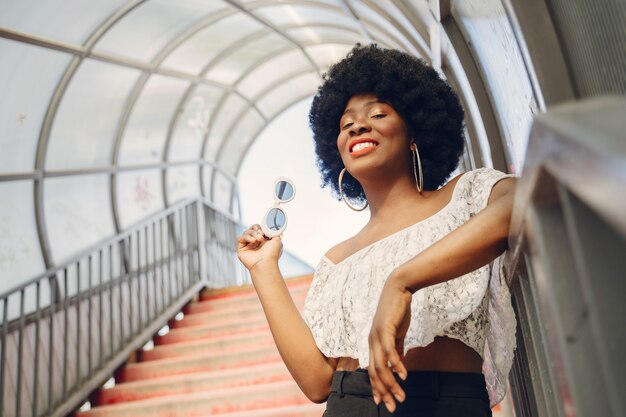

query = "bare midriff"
[[333, 336, 483, 373]]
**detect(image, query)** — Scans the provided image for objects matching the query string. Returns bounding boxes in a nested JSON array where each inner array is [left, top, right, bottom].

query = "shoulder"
[[323, 222, 371, 264], [458, 168, 517, 208], [324, 236, 358, 264]]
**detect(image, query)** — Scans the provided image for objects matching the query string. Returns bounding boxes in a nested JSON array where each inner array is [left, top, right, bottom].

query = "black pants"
[[323, 369, 492, 417]]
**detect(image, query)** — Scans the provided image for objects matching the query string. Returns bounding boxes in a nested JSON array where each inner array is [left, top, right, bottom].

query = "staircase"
[[76, 275, 325, 417]]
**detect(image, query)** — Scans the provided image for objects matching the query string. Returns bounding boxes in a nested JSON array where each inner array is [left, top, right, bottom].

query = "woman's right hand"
[[237, 224, 283, 273]]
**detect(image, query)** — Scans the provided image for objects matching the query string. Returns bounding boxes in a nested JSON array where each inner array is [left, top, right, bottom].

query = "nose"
[[349, 119, 371, 135]]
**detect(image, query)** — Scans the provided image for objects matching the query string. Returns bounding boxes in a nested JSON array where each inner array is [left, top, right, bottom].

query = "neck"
[[361, 174, 424, 220]]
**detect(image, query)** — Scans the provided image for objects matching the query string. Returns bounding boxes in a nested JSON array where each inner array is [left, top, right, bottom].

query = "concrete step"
[[97, 362, 291, 405], [78, 380, 310, 417], [154, 318, 269, 345], [185, 289, 307, 315], [120, 345, 281, 382], [84, 277, 318, 417], [170, 309, 270, 330], [199, 275, 312, 302], [170, 299, 304, 329], [140, 329, 275, 361], [205, 403, 326, 417]]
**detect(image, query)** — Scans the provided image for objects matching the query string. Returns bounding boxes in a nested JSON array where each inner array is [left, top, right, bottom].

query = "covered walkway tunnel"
[[1, 1, 625, 416]]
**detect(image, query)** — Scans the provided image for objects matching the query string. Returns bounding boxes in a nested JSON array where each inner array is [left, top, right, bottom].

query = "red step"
[[79, 380, 309, 417], [198, 275, 312, 302], [185, 288, 308, 315], [83, 276, 321, 416], [204, 403, 325, 417], [154, 319, 269, 345], [140, 329, 275, 361], [98, 362, 291, 405], [170, 299, 305, 329], [120, 345, 282, 382]]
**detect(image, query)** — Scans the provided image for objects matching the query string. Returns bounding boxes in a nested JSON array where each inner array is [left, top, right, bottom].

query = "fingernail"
[[373, 394, 380, 405]]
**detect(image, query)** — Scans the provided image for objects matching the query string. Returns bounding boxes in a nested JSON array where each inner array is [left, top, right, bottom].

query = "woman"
[[237, 44, 517, 416]]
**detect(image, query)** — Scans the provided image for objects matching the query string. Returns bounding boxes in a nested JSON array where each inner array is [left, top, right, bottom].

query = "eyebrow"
[[342, 100, 383, 115]]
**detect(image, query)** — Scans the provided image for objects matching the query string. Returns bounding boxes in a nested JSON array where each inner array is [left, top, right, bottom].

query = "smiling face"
[[337, 93, 412, 180]]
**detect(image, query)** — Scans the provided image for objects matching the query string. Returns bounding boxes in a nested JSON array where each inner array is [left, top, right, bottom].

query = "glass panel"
[[116, 169, 164, 229], [305, 44, 354, 70], [0, 39, 71, 174], [0, 0, 128, 45], [365, 24, 406, 51], [204, 33, 291, 85], [212, 170, 232, 214], [169, 85, 224, 162], [454, 0, 536, 173], [204, 93, 248, 161], [257, 72, 319, 119], [0, 181, 45, 293], [202, 165, 214, 199], [94, 0, 231, 63], [44, 174, 115, 264], [284, 26, 362, 46], [218, 109, 265, 175], [252, 4, 355, 29], [166, 164, 200, 204], [46, 59, 141, 170], [118, 75, 190, 166], [368, 0, 428, 54], [354, 3, 414, 52], [240, 0, 339, 4], [161, 13, 265, 75], [237, 49, 312, 99]]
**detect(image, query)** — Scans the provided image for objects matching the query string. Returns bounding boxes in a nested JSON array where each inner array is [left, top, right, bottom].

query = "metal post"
[[76, 263, 81, 386], [32, 282, 41, 417], [0, 297, 8, 414]]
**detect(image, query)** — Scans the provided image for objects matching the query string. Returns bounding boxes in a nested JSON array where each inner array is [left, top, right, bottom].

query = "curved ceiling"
[[1, 0, 539, 279]]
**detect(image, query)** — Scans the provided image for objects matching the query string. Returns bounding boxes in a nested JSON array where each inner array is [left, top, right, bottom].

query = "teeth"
[[352, 142, 377, 152]]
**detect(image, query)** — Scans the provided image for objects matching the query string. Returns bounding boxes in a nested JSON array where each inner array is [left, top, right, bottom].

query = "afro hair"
[[309, 44, 465, 203]]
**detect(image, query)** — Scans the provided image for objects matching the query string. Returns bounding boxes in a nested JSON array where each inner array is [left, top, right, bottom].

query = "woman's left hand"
[[368, 274, 412, 413]]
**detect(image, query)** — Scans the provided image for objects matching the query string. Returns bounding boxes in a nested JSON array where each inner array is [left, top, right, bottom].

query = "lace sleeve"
[[468, 168, 517, 406], [467, 167, 515, 213]]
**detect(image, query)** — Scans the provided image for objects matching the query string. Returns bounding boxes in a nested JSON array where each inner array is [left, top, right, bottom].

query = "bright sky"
[[238, 98, 370, 267]]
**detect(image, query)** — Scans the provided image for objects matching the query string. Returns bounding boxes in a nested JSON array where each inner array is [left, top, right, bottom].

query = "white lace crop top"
[[302, 168, 517, 406]]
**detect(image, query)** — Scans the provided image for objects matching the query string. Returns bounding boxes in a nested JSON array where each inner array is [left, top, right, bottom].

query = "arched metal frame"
[[0, 0, 534, 277]]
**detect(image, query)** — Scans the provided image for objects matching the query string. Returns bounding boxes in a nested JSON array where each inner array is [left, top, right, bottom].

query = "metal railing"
[[504, 96, 626, 417], [0, 196, 313, 417], [0, 198, 259, 417]]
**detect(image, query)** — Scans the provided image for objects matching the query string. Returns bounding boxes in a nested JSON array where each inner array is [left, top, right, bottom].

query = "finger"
[[368, 346, 382, 405], [380, 336, 406, 403], [245, 229, 264, 242], [393, 339, 408, 381], [371, 332, 405, 408], [370, 342, 396, 413], [370, 332, 396, 405], [243, 231, 260, 242], [382, 391, 397, 413]]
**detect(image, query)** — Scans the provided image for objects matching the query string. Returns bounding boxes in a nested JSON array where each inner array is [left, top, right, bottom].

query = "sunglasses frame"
[[260, 176, 296, 238]]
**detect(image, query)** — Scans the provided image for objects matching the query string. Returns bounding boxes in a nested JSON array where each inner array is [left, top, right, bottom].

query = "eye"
[[341, 121, 354, 130], [371, 113, 386, 119]]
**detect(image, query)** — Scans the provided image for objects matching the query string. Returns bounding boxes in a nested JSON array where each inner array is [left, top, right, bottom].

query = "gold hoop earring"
[[338, 168, 368, 212], [411, 142, 424, 193]]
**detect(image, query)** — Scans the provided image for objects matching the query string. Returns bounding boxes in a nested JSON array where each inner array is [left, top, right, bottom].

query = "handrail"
[[0, 199, 223, 417], [0, 195, 313, 417], [0, 198, 198, 300], [504, 96, 626, 417]]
